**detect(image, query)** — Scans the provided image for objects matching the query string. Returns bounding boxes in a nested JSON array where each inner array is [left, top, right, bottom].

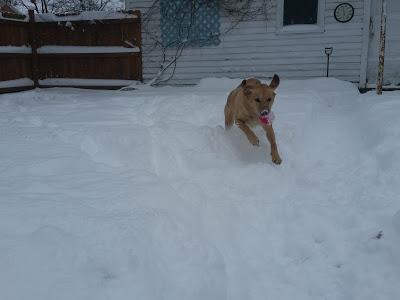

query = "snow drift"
[[0, 78, 399, 300]]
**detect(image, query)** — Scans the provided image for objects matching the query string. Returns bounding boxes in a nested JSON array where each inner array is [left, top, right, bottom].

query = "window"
[[284, 0, 318, 25], [160, 0, 220, 47], [276, 0, 325, 33]]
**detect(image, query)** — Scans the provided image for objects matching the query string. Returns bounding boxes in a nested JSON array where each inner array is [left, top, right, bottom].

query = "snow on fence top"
[[37, 46, 140, 54], [0, 46, 31, 54], [0, 10, 139, 23], [0, 78, 33, 89], [0, 12, 27, 21], [38, 78, 139, 87], [34, 11, 138, 22]]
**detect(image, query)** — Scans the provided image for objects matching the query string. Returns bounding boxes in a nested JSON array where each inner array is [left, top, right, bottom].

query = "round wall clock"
[[334, 3, 355, 23]]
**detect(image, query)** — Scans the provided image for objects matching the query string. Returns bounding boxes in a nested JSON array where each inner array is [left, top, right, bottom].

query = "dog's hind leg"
[[224, 104, 234, 129]]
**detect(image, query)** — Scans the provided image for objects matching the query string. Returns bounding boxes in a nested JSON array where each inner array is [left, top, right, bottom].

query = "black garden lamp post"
[[325, 47, 333, 77]]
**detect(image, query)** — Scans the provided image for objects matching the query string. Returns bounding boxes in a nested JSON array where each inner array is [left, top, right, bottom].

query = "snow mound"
[[0, 78, 399, 300], [195, 77, 242, 91]]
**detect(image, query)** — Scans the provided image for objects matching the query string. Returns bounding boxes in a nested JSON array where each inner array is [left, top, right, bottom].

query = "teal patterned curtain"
[[160, 0, 220, 47]]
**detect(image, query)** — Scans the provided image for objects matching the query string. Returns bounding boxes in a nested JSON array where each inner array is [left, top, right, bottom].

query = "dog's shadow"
[[212, 125, 271, 164]]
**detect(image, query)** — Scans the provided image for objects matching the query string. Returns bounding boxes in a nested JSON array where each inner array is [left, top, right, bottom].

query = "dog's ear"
[[269, 74, 280, 90], [241, 79, 252, 96]]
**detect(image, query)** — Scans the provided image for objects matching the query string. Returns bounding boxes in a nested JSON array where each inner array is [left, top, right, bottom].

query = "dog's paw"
[[271, 153, 282, 165], [248, 135, 260, 146]]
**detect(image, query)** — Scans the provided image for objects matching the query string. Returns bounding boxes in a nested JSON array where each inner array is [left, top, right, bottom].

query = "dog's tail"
[[224, 104, 234, 129]]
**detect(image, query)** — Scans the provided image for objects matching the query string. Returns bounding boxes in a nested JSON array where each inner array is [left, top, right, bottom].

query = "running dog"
[[224, 75, 282, 164]]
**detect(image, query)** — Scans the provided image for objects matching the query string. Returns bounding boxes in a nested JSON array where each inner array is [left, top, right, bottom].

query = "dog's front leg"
[[236, 120, 259, 146], [264, 125, 282, 164]]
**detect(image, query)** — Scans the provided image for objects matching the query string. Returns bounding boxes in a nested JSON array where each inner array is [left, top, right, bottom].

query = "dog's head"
[[241, 75, 280, 116]]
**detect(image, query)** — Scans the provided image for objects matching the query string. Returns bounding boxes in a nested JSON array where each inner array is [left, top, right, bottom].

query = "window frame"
[[276, 0, 326, 34]]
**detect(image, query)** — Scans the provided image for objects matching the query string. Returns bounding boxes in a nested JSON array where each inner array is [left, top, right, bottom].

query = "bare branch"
[[139, 0, 273, 86]]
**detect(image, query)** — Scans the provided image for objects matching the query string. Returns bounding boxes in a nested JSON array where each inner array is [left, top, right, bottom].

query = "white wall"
[[367, 0, 400, 85], [127, 0, 365, 85]]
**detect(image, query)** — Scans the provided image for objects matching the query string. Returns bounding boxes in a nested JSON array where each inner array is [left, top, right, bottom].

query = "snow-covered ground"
[[0, 78, 399, 300]]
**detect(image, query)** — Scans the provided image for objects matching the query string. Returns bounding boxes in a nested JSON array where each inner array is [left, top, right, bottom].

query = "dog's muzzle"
[[260, 109, 270, 116]]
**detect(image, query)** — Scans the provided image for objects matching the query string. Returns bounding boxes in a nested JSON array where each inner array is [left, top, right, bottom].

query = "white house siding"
[[126, 0, 365, 85], [367, 0, 400, 85]]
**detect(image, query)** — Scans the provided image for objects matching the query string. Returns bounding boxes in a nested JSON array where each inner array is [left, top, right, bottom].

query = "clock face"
[[334, 3, 354, 23]]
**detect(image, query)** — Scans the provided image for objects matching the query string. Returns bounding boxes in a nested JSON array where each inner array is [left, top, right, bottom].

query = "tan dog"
[[224, 75, 282, 164]]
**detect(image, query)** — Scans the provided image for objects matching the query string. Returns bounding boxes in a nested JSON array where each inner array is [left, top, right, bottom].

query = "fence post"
[[376, 0, 387, 95], [28, 9, 39, 88], [135, 10, 143, 82]]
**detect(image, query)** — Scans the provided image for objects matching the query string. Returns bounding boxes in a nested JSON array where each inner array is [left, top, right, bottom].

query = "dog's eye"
[[255, 98, 261, 103], [267, 98, 272, 102]]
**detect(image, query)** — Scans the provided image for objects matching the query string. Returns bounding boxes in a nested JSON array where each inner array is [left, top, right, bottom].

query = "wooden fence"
[[0, 10, 142, 94], [0, 16, 32, 93]]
